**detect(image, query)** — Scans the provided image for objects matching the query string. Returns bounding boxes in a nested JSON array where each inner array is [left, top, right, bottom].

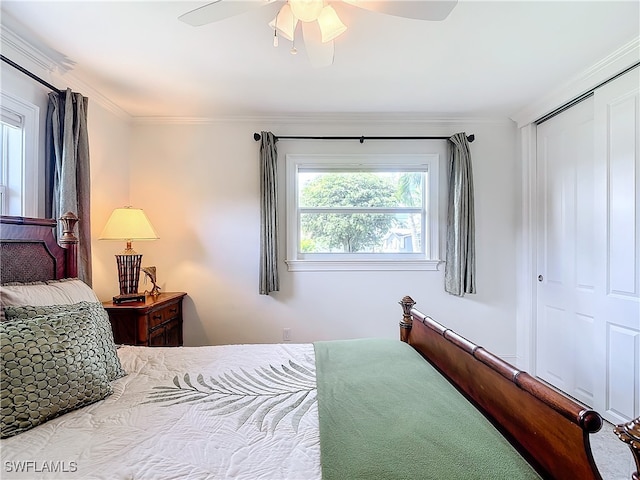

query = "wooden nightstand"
[[102, 292, 187, 346]]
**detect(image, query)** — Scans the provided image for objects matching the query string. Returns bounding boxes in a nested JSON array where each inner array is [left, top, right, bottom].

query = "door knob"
[[538, 275, 543, 282]]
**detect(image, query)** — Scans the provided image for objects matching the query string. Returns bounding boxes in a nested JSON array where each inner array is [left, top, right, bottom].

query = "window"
[[0, 120, 20, 214], [0, 93, 39, 216], [286, 154, 441, 271]]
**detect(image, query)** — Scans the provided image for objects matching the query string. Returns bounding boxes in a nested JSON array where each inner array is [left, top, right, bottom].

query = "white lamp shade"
[[317, 5, 347, 43], [99, 207, 159, 241], [289, 0, 324, 22], [269, 3, 298, 41]]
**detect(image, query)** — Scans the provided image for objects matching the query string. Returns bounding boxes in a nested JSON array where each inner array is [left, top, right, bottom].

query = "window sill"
[[285, 259, 442, 272]]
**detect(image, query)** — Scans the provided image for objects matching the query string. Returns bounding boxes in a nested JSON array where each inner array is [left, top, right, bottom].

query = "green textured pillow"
[[2, 302, 126, 381], [0, 310, 113, 438]]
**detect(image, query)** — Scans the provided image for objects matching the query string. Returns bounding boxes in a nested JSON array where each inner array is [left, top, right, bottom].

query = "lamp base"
[[115, 254, 143, 295]]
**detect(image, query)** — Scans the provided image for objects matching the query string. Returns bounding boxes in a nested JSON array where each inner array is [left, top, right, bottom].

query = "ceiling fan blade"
[[343, 0, 458, 21], [301, 21, 335, 68], [179, 0, 275, 26]]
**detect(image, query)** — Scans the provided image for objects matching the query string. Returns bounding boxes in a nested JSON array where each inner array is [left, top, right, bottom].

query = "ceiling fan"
[[179, 0, 458, 68]]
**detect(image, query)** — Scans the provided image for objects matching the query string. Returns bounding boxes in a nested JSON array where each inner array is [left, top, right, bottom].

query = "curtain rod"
[[1, 54, 63, 95], [253, 133, 475, 144], [535, 61, 639, 125]]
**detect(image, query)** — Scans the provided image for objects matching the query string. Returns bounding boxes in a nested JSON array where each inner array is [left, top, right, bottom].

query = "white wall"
[[127, 117, 519, 358], [2, 20, 521, 359], [87, 104, 133, 300], [0, 32, 521, 358]]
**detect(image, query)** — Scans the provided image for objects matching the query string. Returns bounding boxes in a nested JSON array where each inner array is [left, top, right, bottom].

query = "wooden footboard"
[[399, 296, 603, 480]]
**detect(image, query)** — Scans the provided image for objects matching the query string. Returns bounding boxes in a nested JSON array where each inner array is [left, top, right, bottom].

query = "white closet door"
[[536, 67, 640, 424], [536, 98, 596, 407], [593, 68, 640, 425]]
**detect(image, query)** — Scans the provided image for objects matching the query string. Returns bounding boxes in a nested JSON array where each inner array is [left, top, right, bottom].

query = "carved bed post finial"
[[399, 296, 416, 343], [614, 416, 640, 480], [58, 212, 79, 278], [59, 212, 79, 246]]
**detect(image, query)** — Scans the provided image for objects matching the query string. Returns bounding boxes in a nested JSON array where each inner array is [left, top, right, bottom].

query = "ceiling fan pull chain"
[[290, 10, 298, 55], [273, 13, 279, 47]]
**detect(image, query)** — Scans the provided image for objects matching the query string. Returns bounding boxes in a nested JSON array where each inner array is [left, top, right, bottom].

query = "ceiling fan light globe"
[[269, 4, 297, 41], [289, 0, 324, 22], [317, 5, 347, 43]]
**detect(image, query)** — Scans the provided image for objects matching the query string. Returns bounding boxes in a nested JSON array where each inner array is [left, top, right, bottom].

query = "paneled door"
[[536, 97, 596, 408], [592, 68, 640, 425], [536, 67, 640, 425]]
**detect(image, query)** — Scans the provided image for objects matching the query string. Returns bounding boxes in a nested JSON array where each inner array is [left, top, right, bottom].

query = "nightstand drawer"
[[103, 292, 186, 347], [148, 301, 181, 329]]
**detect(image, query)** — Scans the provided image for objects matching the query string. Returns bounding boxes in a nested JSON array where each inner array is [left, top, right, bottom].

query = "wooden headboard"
[[0, 213, 79, 283]]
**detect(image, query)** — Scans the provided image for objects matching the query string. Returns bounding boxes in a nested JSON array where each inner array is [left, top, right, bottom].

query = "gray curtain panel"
[[444, 132, 476, 296], [259, 131, 279, 295], [47, 89, 92, 285]]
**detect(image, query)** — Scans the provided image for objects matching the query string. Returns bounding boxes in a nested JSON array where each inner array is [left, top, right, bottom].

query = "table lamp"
[[99, 206, 159, 295]]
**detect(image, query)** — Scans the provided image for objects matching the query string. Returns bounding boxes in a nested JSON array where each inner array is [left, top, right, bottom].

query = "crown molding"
[[0, 25, 66, 77], [511, 36, 640, 127], [0, 21, 131, 122], [50, 72, 132, 121], [132, 113, 512, 126]]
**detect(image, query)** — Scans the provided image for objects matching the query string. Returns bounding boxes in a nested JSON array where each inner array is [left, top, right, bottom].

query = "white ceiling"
[[1, 1, 638, 118]]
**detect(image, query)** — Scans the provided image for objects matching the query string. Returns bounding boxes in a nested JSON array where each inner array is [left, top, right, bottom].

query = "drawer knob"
[[153, 314, 162, 320]]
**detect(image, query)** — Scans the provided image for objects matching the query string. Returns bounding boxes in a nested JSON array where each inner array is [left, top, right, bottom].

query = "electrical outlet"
[[283, 328, 291, 342]]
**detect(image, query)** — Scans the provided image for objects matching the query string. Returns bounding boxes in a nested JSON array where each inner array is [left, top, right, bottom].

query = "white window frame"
[[285, 154, 442, 272], [0, 92, 39, 217]]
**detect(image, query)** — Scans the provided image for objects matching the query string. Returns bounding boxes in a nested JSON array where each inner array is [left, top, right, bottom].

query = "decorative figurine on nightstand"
[[141, 266, 161, 297]]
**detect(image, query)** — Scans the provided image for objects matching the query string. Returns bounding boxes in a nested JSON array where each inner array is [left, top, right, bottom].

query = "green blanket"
[[314, 338, 540, 480]]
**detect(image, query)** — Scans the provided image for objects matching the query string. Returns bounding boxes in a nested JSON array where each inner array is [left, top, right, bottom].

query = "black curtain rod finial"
[[253, 132, 261, 141]]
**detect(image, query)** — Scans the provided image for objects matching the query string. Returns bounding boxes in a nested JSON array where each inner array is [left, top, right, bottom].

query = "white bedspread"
[[1, 344, 321, 480]]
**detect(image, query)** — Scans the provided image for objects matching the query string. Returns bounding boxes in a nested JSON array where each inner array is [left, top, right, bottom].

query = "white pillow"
[[0, 278, 100, 307]]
